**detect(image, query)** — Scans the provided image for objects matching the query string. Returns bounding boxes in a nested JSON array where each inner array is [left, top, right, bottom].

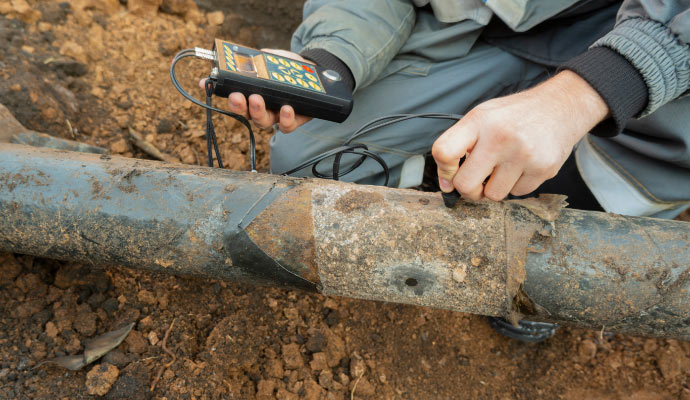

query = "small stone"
[[110, 138, 128, 154], [45, 321, 59, 339], [206, 10, 224, 26], [147, 331, 159, 346], [282, 343, 303, 370], [9, 84, 22, 92], [86, 363, 119, 396], [471, 257, 481, 267], [125, 330, 147, 354], [309, 352, 328, 372]]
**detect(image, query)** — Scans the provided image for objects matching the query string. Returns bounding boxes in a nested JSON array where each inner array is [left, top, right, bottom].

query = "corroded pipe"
[[0, 144, 688, 339]]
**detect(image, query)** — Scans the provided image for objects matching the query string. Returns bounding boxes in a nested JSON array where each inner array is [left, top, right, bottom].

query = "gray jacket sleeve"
[[290, 0, 416, 91], [593, 0, 690, 117]]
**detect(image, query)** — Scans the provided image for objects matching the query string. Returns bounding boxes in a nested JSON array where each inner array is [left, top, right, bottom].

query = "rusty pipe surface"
[[0, 144, 688, 339]]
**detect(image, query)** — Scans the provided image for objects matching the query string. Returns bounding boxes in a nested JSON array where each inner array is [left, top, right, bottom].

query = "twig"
[[66, 119, 76, 139], [599, 326, 605, 342], [128, 127, 180, 163], [351, 370, 365, 400], [150, 318, 177, 392]]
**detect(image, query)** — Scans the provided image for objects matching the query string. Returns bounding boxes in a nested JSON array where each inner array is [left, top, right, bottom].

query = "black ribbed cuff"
[[300, 48, 355, 93], [560, 47, 648, 137]]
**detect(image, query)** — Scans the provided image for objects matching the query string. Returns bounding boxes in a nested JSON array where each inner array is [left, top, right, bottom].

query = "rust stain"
[[245, 184, 320, 285], [333, 190, 383, 213], [503, 194, 567, 324]]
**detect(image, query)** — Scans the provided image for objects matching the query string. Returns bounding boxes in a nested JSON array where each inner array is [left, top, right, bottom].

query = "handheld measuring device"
[[208, 39, 353, 123]]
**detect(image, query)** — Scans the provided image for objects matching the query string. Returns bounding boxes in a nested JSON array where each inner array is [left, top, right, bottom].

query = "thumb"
[[431, 116, 479, 192]]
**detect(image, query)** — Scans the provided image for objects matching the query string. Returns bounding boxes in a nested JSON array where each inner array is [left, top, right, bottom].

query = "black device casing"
[[211, 40, 353, 123]]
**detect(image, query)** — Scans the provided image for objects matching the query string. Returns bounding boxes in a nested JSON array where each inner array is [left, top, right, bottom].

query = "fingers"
[[452, 147, 496, 201], [432, 117, 479, 192], [510, 175, 544, 197], [247, 94, 277, 128], [483, 164, 523, 201], [227, 92, 249, 119]]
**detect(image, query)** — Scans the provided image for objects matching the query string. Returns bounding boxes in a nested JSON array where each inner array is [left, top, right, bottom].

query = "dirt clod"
[[309, 352, 328, 371], [282, 343, 303, 370], [124, 330, 147, 354], [577, 339, 597, 363], [86, 362, 119, 396]]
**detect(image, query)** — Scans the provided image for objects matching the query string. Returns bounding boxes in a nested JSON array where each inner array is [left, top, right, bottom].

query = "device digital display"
[[219, 41, 325, 93]]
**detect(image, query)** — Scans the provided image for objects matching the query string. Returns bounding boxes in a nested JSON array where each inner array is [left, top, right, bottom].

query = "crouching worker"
[[222, 0, 690, 341]]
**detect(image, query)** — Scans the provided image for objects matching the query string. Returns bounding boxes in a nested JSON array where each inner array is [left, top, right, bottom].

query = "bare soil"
[[1, 1, 689, 399]]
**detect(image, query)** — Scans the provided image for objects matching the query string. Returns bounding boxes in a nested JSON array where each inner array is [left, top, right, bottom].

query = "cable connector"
[[194, 47, 215, 61]]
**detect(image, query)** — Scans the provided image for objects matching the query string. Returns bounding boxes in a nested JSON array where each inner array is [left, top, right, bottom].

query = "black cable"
[[170, 50, 256, 171], [204, 80, 223, 168], [281, 113, 463, 186]]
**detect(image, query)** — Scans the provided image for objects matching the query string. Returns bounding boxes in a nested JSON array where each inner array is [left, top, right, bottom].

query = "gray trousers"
[[271, 30, 690, 217]]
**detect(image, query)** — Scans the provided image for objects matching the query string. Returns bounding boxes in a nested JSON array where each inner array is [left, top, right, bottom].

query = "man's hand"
[[432, 70, 610, 201], [214, 49, 312, 133]]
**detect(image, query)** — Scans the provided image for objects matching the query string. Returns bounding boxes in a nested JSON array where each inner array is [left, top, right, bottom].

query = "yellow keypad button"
[[279, 58, 291, 67], [305, 73, 318, 82], [284, 75, 297, 85], [309, 81, 322, 91], [266, 55, 278, 64], [290, 61, 302, 70], [296, 78, 309, 88], [271, 72, 285, 82]]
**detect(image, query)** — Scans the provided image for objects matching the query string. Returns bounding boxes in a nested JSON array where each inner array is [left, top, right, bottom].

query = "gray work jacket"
[[291, 0, 690, 206]]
